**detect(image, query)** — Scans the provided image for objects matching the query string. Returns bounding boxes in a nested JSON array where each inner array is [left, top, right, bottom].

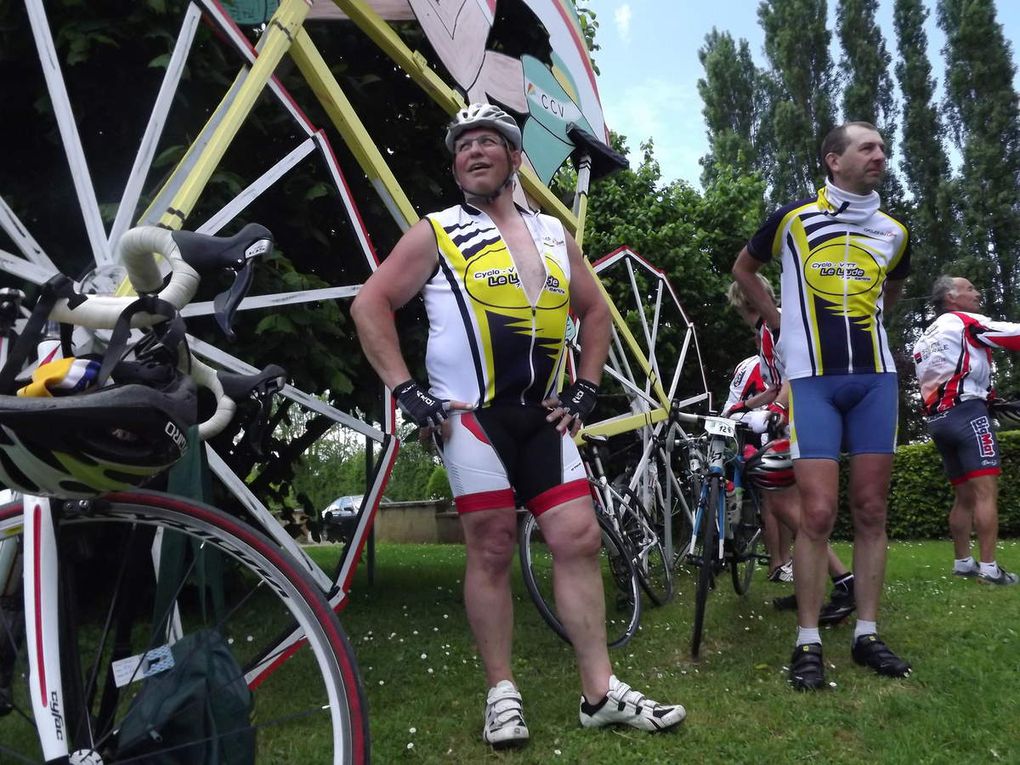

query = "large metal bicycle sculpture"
[[0, 1, 711, 758]]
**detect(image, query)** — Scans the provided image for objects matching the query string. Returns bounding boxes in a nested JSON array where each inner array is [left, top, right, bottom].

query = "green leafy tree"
[[581, 135, 766, 404], [757, 0, 837, 204], [835, 0, 903, 206], [938, 0, 1020, 389], [698, 30, 764, 184], [425, 466, 453, 501], [384, 440, 443, 501], [893, 0, 957, 338]]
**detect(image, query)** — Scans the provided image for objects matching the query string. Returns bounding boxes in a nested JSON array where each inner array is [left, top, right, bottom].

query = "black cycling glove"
[[557, 379, 599, 424], [392, 379, 449, 429]]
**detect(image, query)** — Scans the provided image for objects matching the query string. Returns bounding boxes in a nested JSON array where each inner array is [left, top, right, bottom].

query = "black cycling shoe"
[[818, 590, 855, 625], [851, 634, 911, 677], [788, 643, 826, 691], [773, 593, 798, 611]]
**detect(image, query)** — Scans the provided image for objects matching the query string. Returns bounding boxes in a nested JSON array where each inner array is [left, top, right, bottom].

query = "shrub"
[[425, 466, 452, 500], [830, 431, 1020, 540]]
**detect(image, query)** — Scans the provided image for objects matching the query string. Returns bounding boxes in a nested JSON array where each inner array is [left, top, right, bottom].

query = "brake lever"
[[213, 260, 254, 341]]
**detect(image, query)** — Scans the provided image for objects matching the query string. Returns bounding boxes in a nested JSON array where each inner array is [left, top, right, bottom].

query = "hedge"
[[830, 430, 1020, 540]]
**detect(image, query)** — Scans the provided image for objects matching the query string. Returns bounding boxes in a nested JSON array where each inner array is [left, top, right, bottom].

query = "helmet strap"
[[0, 275, 80, 394]]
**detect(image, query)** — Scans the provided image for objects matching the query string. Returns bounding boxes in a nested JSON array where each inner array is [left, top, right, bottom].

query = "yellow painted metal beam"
[[158, 0, 312, 229], [577, 406, 669, 443], [290, 28, 419, 227], [331, 0, 463, 113]]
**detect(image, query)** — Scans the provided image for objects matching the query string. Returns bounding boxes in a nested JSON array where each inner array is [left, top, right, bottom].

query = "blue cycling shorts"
[[788, 373, 899, 460]]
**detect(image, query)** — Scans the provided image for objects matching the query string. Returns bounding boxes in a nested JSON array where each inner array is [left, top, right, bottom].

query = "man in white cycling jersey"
[[352, 104, 684, 748], [912, 276, 1019, 586], [732, 121, 912, 690]]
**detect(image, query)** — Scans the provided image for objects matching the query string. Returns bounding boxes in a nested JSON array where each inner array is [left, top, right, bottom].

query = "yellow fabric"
[[17, 357, 77, 398]]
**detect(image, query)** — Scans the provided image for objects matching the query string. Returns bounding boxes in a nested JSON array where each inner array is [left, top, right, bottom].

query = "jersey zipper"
[[506, 215, 548, 406], [520, 306, 539, 405], [843, 230, 853, 373]]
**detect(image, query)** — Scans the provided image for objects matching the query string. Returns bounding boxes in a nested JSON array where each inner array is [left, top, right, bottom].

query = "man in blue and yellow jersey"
[[352, 104, 685, 748], [732, 121, 912, 691]]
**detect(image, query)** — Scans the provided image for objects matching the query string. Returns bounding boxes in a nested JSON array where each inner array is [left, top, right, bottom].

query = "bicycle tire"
[[730, 485, 764, 596], [648, 427, 698, 570], [519, 511, 641, 649], [691, 476, 721, 660], [616, 487, 673, 606], [0, 491, 369, 764]]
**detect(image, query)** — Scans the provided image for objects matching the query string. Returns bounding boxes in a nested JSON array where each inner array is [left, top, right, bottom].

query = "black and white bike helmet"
[[445, 103, 523, 153], [0, 371, 198, 499]]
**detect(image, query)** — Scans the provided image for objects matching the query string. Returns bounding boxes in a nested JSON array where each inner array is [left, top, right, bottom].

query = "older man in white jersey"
[[913, 276, 1020, 586], [352, 104, 684, 748], [732, 121, 912, 691]]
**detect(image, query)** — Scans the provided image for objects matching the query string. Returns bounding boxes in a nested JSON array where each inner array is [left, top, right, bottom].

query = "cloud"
[[600, 77, 708, 186], [614, 4, 632, 43]]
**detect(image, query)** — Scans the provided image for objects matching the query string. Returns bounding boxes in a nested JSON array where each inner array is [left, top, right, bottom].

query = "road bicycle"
[[580, 434, 673, 606], [517, 492, 641, 649], [672, 411, 767, 660], [518, 430, 676, 648], [0, 226, 368, 763]]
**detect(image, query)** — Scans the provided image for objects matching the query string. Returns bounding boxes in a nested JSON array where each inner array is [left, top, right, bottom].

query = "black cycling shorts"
[[926, 398, 1001, 484]]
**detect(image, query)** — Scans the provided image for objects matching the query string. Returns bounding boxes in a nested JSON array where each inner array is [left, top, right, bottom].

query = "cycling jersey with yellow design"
[[747, 188, 910, 379], [423, 203, 571, 407]]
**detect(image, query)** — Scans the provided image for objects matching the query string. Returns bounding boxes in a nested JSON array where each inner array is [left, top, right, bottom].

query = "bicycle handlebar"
[[671, 409, 749, 439], [44, 225, 275, 440]]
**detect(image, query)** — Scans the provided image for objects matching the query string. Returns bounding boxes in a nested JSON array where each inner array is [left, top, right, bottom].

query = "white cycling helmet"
[[445, 103, 523, 153]]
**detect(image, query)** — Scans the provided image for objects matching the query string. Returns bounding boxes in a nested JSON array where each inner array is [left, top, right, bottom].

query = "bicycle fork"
[[21, 495, 73, 762]]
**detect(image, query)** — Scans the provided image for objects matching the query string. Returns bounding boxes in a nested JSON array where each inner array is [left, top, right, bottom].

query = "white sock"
[[954, 556, 976, 572], [979, 561, 1000, 577], [797, 627, 821, 646], [854, 619, 877, 642]]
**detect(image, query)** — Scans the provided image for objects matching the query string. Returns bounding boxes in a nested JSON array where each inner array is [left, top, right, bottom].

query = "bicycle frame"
[[687, 416, 737, 561], [582, 439, 662, 568]]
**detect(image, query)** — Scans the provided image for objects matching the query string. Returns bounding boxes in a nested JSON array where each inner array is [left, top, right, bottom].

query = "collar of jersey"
[[817, 179, 880, 224], [461, 201, 534, 217]]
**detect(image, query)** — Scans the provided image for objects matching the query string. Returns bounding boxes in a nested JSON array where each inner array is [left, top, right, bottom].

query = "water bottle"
[[36, 321, 62, 367]]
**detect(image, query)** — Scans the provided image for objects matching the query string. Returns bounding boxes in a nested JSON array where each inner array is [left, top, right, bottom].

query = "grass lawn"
[[312, 539, 1020, 764]]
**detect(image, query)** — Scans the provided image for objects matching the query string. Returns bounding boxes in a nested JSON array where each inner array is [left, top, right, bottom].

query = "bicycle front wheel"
[[0, 492, 368, 764], [730, 487, 764, 596], [519, 511, 641, 649], [691, 476, 721, 660]]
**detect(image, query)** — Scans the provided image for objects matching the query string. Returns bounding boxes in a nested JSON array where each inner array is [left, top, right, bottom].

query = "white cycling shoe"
[[579, 675, 686, 732], [482, 680, 530, 749]]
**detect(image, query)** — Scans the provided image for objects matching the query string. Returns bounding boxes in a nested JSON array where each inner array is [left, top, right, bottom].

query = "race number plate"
[[704, 416, 736, 438]]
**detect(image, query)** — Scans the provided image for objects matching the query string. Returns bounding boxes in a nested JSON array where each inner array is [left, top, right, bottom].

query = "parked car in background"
[[322, 495, 364, 525], [321, 494, 390, 542]]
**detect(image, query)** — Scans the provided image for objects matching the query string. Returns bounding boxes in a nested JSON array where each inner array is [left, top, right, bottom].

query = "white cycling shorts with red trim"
[[439, 406, 589, 516]]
